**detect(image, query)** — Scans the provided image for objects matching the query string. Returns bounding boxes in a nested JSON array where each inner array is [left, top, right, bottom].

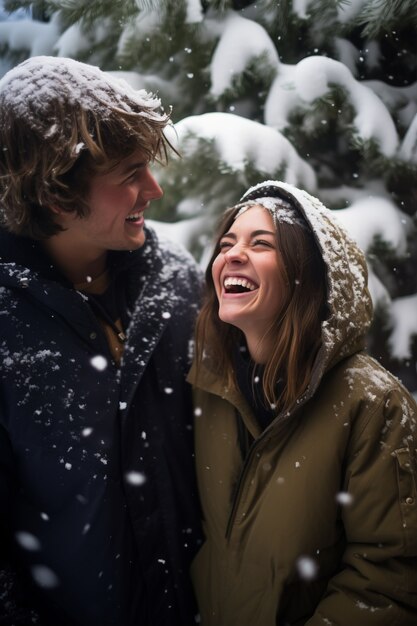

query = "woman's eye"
[[253, 239, 274, 248], [219, 241, 232, 250]]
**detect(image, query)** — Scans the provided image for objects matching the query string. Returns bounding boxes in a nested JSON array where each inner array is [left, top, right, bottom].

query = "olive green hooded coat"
[[188, 181, 417, 626]]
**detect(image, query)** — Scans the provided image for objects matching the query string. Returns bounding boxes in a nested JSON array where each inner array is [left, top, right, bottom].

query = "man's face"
[[58, 149, 163, 254]]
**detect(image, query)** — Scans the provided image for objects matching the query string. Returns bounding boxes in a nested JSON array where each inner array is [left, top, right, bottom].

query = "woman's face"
[[212, 205, 287, 351]]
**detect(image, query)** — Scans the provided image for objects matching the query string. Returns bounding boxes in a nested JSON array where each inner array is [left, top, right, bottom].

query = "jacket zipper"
[[225, 416, 285, 541], [225, 442, 258, 540], [224, 399, 309, 541]]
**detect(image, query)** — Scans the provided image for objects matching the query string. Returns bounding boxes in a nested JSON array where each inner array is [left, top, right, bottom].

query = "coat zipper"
[[224, 399, 309, 541], [225, 417, 284, 541], [225, 441, 258, 540]]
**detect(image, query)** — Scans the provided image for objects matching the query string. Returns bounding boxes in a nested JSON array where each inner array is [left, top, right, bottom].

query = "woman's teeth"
[[224, 277, 257, 292]]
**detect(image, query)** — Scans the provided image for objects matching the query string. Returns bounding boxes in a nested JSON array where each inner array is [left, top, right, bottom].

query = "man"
[[0, 56, 202, 625]]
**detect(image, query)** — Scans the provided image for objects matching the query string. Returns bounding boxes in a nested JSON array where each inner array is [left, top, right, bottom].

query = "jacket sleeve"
[[0, 422, 41, 625], [306, 385, 417, 626]]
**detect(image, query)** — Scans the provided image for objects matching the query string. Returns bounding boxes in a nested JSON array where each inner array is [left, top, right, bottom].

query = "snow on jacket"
[[0, 226, 203, 626], [188, 182, 417, 626]]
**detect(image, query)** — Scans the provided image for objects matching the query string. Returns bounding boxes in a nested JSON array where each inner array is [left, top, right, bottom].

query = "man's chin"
[[120, 233, 146, 252]]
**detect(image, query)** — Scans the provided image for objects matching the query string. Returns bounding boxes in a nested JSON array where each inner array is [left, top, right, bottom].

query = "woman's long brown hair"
[[194, 201, 328, 417]]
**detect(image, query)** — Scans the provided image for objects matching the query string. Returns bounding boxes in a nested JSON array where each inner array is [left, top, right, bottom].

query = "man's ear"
[[50, 205, 72, 223]]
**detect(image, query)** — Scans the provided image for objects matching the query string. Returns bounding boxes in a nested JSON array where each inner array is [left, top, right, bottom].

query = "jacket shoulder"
[[326, 352, 417, 449], [156, 232, 202, 275], [150, 231, 204, 301], [328, 352, 414, 405]]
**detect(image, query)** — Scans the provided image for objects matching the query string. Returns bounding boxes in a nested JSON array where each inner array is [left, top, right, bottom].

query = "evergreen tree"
[[1, 0, 416, 392]]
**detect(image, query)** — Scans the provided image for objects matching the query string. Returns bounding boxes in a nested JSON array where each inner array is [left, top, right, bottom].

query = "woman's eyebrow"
[[251, 229, 275, 237], [221, 232, 237, 240], [221, 229, 275, 239]]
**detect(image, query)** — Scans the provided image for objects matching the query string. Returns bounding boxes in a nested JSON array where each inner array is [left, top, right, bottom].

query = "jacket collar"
[[0, 227, 71, 285], [0, 226, 179, 361], [0, 225, 169, 290]]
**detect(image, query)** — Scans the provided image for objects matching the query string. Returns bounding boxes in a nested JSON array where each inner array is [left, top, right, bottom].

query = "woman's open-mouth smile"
[[222, 274, 259, 296]]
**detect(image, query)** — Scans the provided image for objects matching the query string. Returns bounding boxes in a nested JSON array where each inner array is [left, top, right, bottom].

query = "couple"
[[0, 57, 416, 626]]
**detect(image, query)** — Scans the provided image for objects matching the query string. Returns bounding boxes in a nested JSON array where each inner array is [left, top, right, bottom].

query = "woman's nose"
[[224, 244, 247, 264]]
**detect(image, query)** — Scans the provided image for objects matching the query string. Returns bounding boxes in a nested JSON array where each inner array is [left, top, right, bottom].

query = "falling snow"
[[296, 556, 318, 581], [31, 564, 59, 589], [125, 471, 146, 486], [15, 531, 41, 551]]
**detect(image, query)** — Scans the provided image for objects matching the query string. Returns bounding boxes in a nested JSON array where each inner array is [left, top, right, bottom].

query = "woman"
[[189, 180, 417, 625]]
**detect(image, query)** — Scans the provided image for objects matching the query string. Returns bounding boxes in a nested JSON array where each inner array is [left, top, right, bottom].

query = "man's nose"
[[143, 167, 163, 200]]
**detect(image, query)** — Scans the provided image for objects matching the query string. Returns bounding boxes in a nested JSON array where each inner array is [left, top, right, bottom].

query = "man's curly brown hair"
[[0, 59, 175, 240]]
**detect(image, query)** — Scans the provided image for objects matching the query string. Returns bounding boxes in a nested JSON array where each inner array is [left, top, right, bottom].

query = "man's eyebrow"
[[221, 229, 275, 239], [120, 161, 147, 174]]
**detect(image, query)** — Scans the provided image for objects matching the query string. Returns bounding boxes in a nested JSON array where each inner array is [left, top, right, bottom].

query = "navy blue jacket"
[[0, 226, 203, 625]]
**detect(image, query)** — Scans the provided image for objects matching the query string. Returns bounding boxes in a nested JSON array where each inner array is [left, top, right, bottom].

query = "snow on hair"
[[233, 197, 308, 230], [0, 55, 168, 140]]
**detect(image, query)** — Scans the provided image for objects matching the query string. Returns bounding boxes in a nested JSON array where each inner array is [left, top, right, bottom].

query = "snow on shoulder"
[[142, 224, 201, 288], [153, 227, 200, 277]]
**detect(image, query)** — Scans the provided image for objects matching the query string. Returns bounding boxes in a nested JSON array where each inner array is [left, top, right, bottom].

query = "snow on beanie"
[[238, 180, 309, 230]]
